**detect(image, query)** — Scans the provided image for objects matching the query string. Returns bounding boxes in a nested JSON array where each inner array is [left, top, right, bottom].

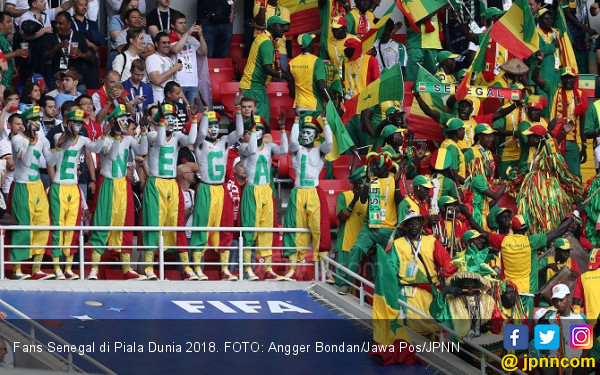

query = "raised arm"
[[289, 116, 300, 154], [177, 117, 199, 147], [130, 132, 148, 156], [195, 112, 209, 149], [531, 51, 547, 91], [319, 117, 334, 156], [225, 110, 244, 146], [492, 103, 519, 122], [412, 89, 442, 123], [271, 128, 289, 155]]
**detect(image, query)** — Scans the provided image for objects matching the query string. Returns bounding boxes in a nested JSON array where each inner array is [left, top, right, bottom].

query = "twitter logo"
[[534, 324, 560, 350]]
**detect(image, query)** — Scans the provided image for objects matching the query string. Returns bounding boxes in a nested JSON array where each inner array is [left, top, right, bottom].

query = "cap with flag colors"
[[526, 95, 548, 109], [439, 196, 457, 207], [462, 230, 482, 243], [446, 118, 464, 131], [511, 215, 528, 230], [297, 33, 315, 48], [522, 125, 547, 136], [436, 51, 459, 63], [474, 123, 495, 135], [19, 106, 41, 121], [266, 15, 290, 28], [413, 175, 434, 188], [331, 15, 347, 29]]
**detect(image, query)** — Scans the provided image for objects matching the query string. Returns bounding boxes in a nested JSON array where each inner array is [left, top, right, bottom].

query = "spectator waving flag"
[[360, 2, 397, 55], [554, 3, 578, 74], [455, 28, 491, 100], [341, 64, 404, 124], [489, 0, 539, 60], [396, 0, 448, 32], [371, 245, 418, 365], [408, 64, 445, 141]]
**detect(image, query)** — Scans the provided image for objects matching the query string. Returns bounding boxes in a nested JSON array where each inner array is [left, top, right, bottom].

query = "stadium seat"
[[273, 153, 291, 178], [266, 82, 294, 119], [220, 81, 240, 118], [208, 58, 235, 104], [319, 179, 352, 228], [332, 155, 365, 180], [98, 46, 108, 69], [236, 58, 248, 79], [230, 34, 245, 62]]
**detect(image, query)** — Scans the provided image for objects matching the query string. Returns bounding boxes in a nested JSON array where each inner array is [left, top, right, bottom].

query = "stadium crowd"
[[0, 0, 599, 369]]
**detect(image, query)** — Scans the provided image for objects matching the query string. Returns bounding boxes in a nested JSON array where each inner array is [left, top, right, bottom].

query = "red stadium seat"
[[273, 153, 291, 178], [220, 81, 240, 118], [98, 46, 108, 69], [208, 58, 235, 104], [267, 82, 294, 118], [236, 58, 248, 78], [230, 34, 245, 62], [332, 155, 365, 180], [319, 179, 353, 228]]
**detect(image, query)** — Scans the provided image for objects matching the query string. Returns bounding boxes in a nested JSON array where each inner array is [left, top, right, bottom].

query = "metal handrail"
[[0, 225, 313, 281], [0, 299, 116, 374], [323, 256, 526, 375]]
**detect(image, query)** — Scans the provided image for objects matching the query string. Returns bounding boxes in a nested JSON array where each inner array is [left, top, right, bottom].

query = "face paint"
[[255, 128, 264, 139], [301, 127, 317, 146], [208, 123, 220, 139], [115, 117, 128, 134], [71, 121, 83, 133], [165, 114, 179, 132], [27, 119, 41, 134]]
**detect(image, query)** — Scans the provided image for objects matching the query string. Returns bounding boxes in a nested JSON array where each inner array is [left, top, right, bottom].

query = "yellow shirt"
[[327, 35, 349, 70], [370, 174, 397, 229], [336, 191, 368, 252], [345, 8, 374, 37], [435, 69, 456, 84], [581, 268, 600, 321], [393, 235, 439, 284], [288, 53, 327, 111], [253, 1, 290, 55], [343, 54, 369, 96]]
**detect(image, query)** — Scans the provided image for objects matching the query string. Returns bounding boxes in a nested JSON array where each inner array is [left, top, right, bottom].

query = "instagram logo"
[[569, 325, 593, 349]]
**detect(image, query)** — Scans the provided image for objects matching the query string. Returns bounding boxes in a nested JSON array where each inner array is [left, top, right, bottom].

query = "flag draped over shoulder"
[[554, 4, 578, 73], [489, 0, 539, 60], [372, 245, 419, 365], [408, 64, 445, 141], [279, 0, 319, 35], [396, 0, 448, 32], [455, 28, 491, 100], [324, 100, 355, 161], [361, 2, 396, 55], [341, 64, 404, 124]]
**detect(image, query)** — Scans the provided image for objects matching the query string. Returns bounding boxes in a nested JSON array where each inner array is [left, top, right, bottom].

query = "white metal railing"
[[323, 256, 526, 375], [0, 225, 313, 281], [0, 299, 115, 374]]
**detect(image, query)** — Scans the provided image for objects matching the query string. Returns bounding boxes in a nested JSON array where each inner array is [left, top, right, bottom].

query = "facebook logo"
[[503, 324, 529, 350], [534, 324, 560, 350]]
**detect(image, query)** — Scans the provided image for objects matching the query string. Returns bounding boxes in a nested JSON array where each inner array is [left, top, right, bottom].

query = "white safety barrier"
[[0, 225, 312, 281], [322, 256, 526, 375]]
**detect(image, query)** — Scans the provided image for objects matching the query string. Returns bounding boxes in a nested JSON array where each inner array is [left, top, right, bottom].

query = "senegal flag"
[[341, 64, 404, 124], [372, 245, 418, 365], [324, 100, 354, 161], [408, 63, 445, 141], [279, 0, 319, 36], [554, 4, 578, 74], [455, 28, 491, 100], [361, 2, 396, 55], [489, 0, 539, 60], [396, 0, 448, 32]]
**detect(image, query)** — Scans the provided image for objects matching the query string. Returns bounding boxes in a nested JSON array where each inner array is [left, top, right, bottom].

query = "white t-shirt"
[[112, 49, 140, 82], [0, 138, 14, 194], [16, 9, 56, 31], [171, 36, 200, 87], [182, 188, 194, 238], [146, 53, 175, 103], [547, 310, 587, 360]]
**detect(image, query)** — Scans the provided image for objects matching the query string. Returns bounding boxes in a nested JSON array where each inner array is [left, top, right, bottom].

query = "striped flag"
[[341, 64, 404, 124], [456, 28, 491, 100], [279, 0, 319, 35], [324, 100, 355, 161], [396, 0, 448, 32], [489, 0, 539, 60], [408, 63, 445, 141], [371, 245, 416, 365], [360, 2, 397, 55], [554, 4, 578, 73]]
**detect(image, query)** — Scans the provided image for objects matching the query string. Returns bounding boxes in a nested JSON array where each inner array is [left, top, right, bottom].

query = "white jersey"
[[195, 112, 243, 184], [289, 120, 333, 189], [50, 134, 100, 185], [98, 135, 148, 179], [11, 133, 56, 183], [147, 120, 198, 178], [240, 130, 288, 186]]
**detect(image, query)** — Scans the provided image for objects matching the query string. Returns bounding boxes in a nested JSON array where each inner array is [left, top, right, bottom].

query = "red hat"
[[512, 215, 528, 230], [344, 37, 361, 50], [522, 125, 547, 136], [589, 248, 600, 270]]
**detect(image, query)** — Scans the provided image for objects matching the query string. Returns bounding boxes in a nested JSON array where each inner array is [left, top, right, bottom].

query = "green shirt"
[[0, 32, 14, 87], [240, 31, 275, 90]]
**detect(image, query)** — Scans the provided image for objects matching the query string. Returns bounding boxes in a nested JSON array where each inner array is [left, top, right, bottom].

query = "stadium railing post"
[[159, 231, 164, 280], [0, 229, 4, 280], [79, 229, 84, 281], [238, 231, 243, 281]]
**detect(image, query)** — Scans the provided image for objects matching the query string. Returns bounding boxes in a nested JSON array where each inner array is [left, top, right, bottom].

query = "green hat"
[[380, 125, 406, 139], [554, 238, 571, 250], [19, 105, 41, 121], [348, 166, 366, 183], [297, 33, 315, 49], [438, 195, 457, 207], [65, 109, 87, 122], [266, 15, 290, 28], [379, 145, 400, 160], [446, 118, 464, 131], [474, 123, 495, 135], [243, 115, 268, 132], [301, 115, 323, 132], [153, 104, 176, 122], [437, 50, 459, 64], [560, 66, 577, 76], [385, 105, 404, 118], [206, 111, 221, 124], [487, 205, 512, 230], [107, 104, 128, 121], [462, 230, 482, 244], [413, 175, 434, 188], [483, 7, 506, 19]]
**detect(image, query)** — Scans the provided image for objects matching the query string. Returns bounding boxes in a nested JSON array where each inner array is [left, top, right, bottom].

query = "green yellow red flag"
[[489, 0, 539, 60], [360, 2, 396, 55]]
